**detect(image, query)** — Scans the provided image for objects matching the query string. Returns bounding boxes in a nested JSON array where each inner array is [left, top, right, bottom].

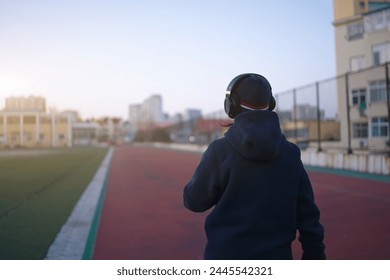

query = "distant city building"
[[72, 117, 135, 146], [61, 110, 81, 123], [277, 110, 293, 123], [128, 94, 165, 126], [168, 113, 183, 124], [203, 109, 227, 120], [293, 104, 325, 120], [72, 122, 99, 146], [281, 120, 340, 144], [0, 95, 142, 148], [96, 117, 125, 143], [0, 96, 74, 148], [4, 96, 46, 112], [182, 109, 202, 121], [0, 112, 72, 148], [333, 0, 390, 151], [143, 95, 164, 123], [128, 104, 143, 124]]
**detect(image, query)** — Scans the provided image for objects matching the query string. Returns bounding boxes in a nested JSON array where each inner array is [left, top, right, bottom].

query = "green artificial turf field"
[[0, 147, 108, 259]]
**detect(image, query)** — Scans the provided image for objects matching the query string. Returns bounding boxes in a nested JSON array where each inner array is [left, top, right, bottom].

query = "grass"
[[0, 147, 108, 260]]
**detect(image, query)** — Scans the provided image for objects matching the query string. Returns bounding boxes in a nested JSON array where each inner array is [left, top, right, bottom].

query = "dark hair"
[[220, 120, 234, 127]]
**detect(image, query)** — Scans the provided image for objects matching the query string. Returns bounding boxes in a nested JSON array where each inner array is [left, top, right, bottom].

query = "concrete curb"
[[44, 147, 114, 260], [151, 142, 207, 153]]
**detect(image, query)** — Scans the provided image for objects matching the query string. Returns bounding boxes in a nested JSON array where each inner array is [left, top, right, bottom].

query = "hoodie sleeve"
[[183, 141, 223, 212], [297, 167, 326, 260]]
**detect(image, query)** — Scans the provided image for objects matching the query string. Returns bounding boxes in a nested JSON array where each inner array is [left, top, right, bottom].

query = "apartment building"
[[0, 96, 72, 148], [128, 94, 164, 127], [333, 0, 390, 151]]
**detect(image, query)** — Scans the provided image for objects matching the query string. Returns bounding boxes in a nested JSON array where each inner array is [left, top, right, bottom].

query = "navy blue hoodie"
[[183, 110, 325, 260]]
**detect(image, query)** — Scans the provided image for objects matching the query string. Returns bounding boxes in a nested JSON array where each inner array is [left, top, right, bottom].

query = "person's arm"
[[297, 167, 326, 260], [183, 142, 223, 212]]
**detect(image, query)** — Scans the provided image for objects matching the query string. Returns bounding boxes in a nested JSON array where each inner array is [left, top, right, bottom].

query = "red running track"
[[92, 145, 390, 260]]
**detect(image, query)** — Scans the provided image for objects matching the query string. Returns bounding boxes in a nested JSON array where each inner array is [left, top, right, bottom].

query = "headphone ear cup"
[[268, 96, 276, 111], [224, 94, 240, 119], [224, 95, 233, 117]]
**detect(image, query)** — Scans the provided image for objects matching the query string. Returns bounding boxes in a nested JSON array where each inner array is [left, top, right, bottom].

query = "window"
[[359, 1, 365, 11], [371, 117, 389, 137], [353, 123, 368, 138], [364, 8, 390, 32], [11, 132, 18, 142], [40, 117, 51, 124], [372, 43, 390, 65], [24, 133, 33, 141], [387, 8, 390, 23], [23, 116, 36, 124], [351, 88, 367, 107], [373, 51, 381, 65], [7, 116, 20, 124], [347, 21, 364, 40], [369, 80, 387, 103], [350, 55, 365, 71], [58, 117, 68, 124]]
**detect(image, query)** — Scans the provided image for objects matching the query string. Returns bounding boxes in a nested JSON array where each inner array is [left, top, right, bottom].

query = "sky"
[[0, 0, 336, 120]]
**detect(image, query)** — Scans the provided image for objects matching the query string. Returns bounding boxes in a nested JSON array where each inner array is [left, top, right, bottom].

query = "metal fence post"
[[293, 88, 297, 141], [386, 62, 390, 148], [316, 82, 322, 152], [345, 73, 353, 154]]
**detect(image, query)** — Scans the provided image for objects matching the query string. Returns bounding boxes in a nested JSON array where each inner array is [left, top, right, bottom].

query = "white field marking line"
[[44, 147, 114, 260]]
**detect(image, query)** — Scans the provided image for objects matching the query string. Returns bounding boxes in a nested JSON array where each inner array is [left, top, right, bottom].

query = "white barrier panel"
[[301, 150, 389, 175], [151, 143, 390, 175]]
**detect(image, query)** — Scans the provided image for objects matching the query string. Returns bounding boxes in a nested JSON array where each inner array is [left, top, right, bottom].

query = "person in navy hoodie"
[[183, 73, 325, 260]]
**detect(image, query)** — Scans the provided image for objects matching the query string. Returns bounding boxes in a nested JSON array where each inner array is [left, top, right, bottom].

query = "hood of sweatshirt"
[[224, 110, 285, 161]]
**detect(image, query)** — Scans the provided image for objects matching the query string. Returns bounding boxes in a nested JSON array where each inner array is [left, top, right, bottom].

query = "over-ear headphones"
[[224, 73, 276, 119]]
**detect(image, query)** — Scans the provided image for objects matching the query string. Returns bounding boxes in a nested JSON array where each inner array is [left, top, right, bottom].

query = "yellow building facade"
[[0, 112, 72, 148], [281, 120, 340, 144], [0, 96, 73, 148]]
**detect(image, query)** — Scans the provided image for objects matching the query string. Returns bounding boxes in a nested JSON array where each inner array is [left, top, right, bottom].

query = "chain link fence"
[[274, 62, 389, 154]]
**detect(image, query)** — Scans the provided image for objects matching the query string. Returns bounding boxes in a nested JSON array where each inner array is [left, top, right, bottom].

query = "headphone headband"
[[226, 73, 262, 95]]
